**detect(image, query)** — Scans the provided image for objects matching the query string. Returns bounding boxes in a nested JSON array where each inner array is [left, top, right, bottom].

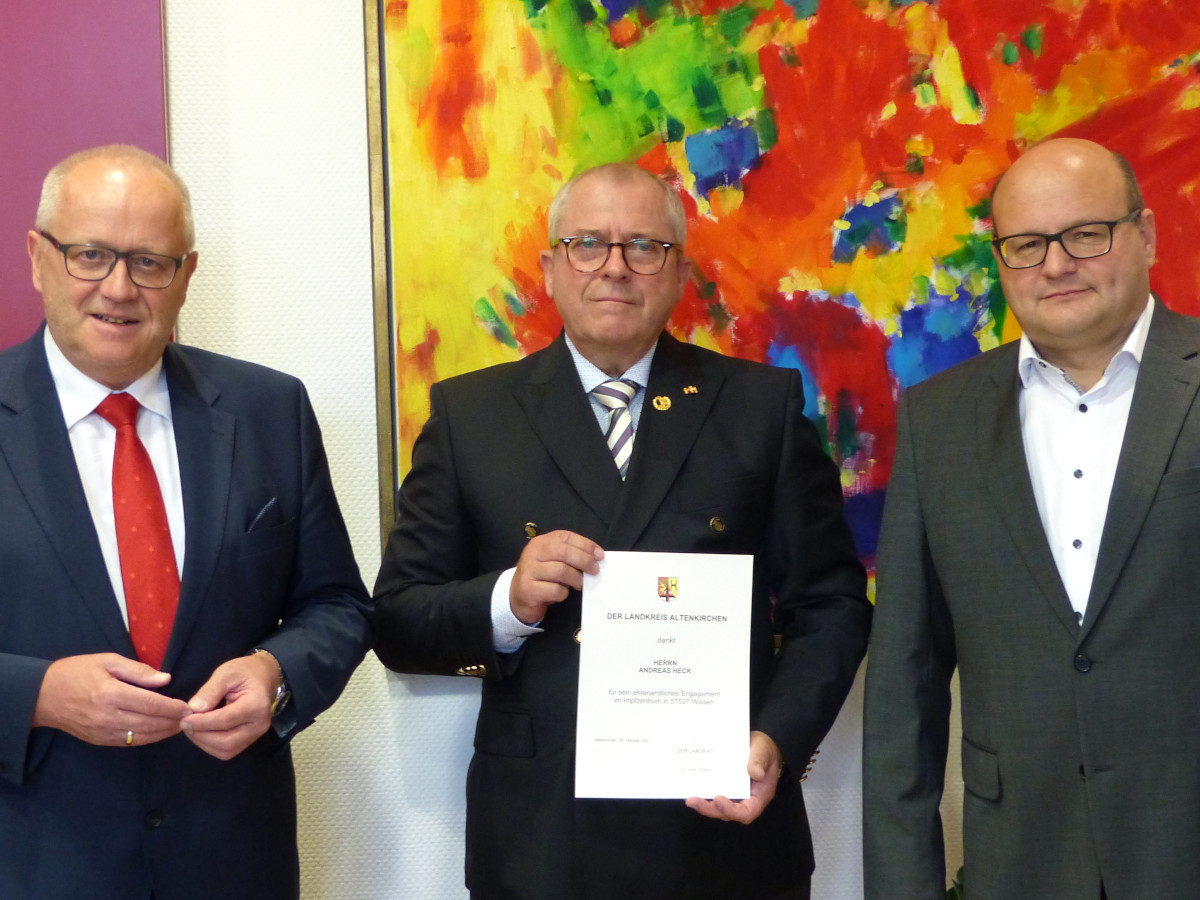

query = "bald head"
[[36, 145, 195, 251], [991, 139, 1142, 234]]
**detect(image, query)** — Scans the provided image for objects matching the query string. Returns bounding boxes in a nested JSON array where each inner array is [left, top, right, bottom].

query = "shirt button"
[[1072, 539, 1083, 549], [1073, 469, 1083, 479], [1074, 654, 1092, 673], [1079, 403, 1089, 412]]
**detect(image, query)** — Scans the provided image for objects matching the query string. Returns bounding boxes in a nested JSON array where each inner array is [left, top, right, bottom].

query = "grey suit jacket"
[[374, 333, 871, 900], [864, 301, 1200, 899], [0, 326, 371, 900]]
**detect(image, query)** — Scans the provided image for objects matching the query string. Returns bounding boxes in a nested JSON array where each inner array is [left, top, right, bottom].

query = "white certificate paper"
[[575, 551, 752, 800]]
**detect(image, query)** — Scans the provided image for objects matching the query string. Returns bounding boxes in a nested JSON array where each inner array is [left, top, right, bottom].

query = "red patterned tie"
[[95, 393, 180, 669]]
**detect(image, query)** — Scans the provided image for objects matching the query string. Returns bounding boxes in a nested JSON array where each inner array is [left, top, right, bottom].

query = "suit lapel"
[[1085, 305, 1200, 634], [976, 346, 1081, 636], [605, 335, 720, 549], [514, 336, 625, 526], [160, 345, 236, 669], [0, 329, 133, 651]]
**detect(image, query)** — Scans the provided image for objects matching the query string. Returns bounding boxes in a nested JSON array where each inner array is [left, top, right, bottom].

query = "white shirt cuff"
[[491, 567, 543, 652]]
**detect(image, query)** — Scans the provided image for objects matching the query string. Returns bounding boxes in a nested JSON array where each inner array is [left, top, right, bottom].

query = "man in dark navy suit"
[[0, 144, 371, 899]]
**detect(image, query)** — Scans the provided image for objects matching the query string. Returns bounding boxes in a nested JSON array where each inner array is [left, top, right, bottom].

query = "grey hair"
[[547, 163, 687, 245], [35, 144, 196, 251]]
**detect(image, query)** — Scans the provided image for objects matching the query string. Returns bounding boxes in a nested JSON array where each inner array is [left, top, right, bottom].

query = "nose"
[[1040, 238, 1078, 277], [100, 257, 140, 300], [599, 243, 633, 278]]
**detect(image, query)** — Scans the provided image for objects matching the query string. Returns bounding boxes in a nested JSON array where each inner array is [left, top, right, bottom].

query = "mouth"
[[93, 313, 139, 326], [1042, 288, 1090, 301]]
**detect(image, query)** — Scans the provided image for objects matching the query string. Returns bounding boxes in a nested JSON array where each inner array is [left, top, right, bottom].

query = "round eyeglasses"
[[39, 231, 187, 289], [992, 209, 1143, 270], [553, 236, 678, 275]]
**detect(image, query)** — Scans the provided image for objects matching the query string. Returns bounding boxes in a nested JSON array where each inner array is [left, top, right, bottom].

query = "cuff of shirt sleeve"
[[491, 567, 543, 653]]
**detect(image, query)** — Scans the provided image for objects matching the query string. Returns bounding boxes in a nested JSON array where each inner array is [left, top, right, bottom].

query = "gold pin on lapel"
[[683, 385, 698, 394], [652, 395, 671, 411]]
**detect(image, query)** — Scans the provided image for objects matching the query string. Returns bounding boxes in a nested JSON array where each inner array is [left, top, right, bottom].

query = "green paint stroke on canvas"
[[474, 298, 518, 348], [528, 0, 769, 168]]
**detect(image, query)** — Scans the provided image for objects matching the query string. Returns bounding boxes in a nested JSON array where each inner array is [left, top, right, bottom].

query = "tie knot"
[[95, 392, 142, 429], [592, 379, 638, 410]]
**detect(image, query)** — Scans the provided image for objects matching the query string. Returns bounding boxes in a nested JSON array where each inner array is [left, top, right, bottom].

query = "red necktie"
[[95, 393, 180, 669]]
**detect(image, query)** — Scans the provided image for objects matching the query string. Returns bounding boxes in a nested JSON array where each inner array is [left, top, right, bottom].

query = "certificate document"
[[575, 551, 752, 800]]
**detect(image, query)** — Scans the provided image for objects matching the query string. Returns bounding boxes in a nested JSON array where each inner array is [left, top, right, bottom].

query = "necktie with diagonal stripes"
[[591, 379, 639, 479]]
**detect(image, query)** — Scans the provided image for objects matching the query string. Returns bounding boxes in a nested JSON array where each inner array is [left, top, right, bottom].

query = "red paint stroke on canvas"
[[419, 0, 489, 178]]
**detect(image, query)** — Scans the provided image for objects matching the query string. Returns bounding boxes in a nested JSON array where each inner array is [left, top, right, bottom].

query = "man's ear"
[[27, 230, 44, 293], [539, 248, 556, 298]]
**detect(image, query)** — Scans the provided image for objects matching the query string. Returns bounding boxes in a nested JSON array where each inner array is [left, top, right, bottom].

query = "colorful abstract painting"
[[381, 0, 1200, 564]]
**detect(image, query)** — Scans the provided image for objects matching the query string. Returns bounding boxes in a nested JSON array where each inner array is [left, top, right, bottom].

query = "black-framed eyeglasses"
[[553, 236, 678, 275], [39, 231, 187, 289], [992, 209, 1144, 270]]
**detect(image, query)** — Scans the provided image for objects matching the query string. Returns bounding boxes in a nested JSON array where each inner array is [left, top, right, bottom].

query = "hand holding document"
[[575, 551, 752, 800]]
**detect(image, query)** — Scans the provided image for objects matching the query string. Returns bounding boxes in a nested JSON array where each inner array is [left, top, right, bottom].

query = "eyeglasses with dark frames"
[[992, 209, 1144, 270], [39, 231, 187, 289], [552, 236, 679, 275]]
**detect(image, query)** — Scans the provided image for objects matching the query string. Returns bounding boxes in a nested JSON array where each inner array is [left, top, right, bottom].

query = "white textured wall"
[[161, 2, 963, 897]]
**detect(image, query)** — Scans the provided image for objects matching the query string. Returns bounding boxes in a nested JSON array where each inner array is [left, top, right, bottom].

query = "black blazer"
[[0, 326, 371, 900], [375, 333, 870, 899]]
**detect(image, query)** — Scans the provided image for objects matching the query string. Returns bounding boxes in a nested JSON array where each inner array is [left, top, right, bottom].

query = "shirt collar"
[[1018, 294, 1154, 389], [563, 333, 657, 393], [43, 328, 172, 428]]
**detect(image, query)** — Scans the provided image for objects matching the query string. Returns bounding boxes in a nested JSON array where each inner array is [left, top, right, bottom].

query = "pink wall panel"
[[1, 0, 167, 350]]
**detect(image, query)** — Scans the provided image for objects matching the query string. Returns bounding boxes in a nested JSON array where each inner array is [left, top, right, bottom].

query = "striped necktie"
[[591, 379, 639, 479]]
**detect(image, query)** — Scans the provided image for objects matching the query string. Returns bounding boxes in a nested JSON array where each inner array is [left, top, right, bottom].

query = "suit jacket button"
[[524, 522, 538, 539], [1073, 653, 1092, 673], [709, 516, 725, 533], [144, 810, 165, 829], [455, 664, 488, 678], [574, 628, 582, 644]]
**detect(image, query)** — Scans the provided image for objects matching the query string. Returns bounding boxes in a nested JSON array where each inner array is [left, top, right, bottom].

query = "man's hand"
[[180, 652, 281, 760], [32, 653, 190, 747], [510, 530, 604, 625], [685, 731, 783, 825]]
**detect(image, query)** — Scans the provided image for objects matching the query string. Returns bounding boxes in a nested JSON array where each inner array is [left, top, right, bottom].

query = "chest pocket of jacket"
[[1155, 466, 1200, 504], [961, 736, 1001, 802]]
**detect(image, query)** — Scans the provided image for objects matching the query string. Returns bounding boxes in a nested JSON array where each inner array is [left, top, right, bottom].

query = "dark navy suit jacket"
[[0, 326, 371, 899]]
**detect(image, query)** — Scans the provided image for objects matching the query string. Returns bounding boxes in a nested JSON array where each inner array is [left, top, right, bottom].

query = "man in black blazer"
[[863, 139, 1199, 898], [0, 145, 371, 899], [374, 162, 870, 899]]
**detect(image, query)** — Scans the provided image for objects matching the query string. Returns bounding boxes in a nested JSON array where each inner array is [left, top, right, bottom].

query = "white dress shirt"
[[489, 336, 658, 651], [1018, 296, 1153, 623], [43, 329, 186, 628]]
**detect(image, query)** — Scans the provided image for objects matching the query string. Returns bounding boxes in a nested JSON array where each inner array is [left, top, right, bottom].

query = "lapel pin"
[[652, 395, 671, 411], [683, 385, 698, 394]]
